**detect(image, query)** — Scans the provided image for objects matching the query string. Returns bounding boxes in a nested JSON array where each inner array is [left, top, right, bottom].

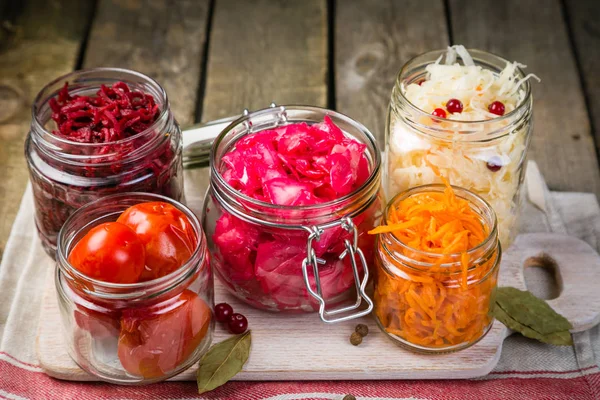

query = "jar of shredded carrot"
[[370, 183, 500, 353]]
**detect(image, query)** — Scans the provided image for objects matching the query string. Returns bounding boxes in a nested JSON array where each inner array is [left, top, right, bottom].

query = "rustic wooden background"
[[0, 0, 599, 259]]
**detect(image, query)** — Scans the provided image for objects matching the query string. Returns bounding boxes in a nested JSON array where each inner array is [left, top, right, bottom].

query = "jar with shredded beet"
[[203, 105, 382, 320], [370, 183, 500, 353], [25, 68, 184, 256]]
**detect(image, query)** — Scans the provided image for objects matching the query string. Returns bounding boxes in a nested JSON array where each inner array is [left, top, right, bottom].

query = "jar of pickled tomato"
[[203, 105, 383, 321], [372, 184, 500, 353], [55, 193, 213, 384], [385, 46, 535, 247], [26, 68, 184, 257]]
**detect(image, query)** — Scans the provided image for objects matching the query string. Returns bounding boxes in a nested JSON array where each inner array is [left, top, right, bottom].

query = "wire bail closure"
[[301, 217, 373, 323]]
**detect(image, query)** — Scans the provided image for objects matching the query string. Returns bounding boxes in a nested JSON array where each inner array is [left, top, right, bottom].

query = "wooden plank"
[[200, 0, 328, 122], [563, 0, 600, 161], [449, 0, 600, 197], [0, 0, 94, 258], [334, 0, 449, 144], [83, 0, 211, 126], [197, 0, 328, 192]]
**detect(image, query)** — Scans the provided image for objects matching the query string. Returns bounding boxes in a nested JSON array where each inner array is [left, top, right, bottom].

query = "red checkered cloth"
[[1, 163, 599, 400]]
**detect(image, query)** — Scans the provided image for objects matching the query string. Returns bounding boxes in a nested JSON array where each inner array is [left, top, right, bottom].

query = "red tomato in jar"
[[74, 305, 121, 339], [117, 202, 197, 281], [117, 290, 211, 379], [68, 222, 145, 284], [66, 279, 121, 338]]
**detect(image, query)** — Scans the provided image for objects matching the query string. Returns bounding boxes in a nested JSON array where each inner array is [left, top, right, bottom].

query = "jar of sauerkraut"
[[203, 105, 383, 322], [26, 68, 184, 257], [372, 184, 501, 353], [385, 46, 535, 247]]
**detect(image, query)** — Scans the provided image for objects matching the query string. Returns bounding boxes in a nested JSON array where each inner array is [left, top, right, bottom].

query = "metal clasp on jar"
[[302, 217, 373, 323]]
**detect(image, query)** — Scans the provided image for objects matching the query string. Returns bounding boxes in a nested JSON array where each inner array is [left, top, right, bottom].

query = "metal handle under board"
[[182, 103, 283, 168], [182, 115, 239, 169]]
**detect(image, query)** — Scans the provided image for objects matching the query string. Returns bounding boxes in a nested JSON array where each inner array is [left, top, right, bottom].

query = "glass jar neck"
[[29, 68, 175, 168], [378, 185, 499, 280], [390, 49, 533, 142], [56, 193, 206, 304], [209, 105, 382, 227]]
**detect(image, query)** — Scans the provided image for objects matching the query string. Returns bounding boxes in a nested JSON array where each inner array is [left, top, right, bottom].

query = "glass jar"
[[203, 105, 383, 322], [55, 193, 213, 384], [373, 185, 500, 353], [385, 49, 533, 247], [26, 68, 184, 257]]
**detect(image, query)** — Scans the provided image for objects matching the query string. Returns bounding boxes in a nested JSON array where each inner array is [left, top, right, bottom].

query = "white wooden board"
[[36, 233, 600, 381]]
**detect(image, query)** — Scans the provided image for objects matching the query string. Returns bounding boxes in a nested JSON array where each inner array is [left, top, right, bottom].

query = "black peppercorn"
[[343, 395, 357, 400], [355, 324, 369, 337], [350, 332, 363, 346]]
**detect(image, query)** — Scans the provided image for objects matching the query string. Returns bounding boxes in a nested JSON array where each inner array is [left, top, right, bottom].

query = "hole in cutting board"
[[523, 253, 560, 300]]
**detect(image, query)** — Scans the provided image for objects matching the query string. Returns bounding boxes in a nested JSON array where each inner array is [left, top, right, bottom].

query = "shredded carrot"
[[369, 179, 499, 349]]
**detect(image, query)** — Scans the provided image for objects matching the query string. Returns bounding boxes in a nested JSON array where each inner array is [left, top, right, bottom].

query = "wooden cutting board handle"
[[499, 233, 600, 333]]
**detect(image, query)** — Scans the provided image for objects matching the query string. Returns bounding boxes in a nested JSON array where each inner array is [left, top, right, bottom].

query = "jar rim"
[[56, 192, 205, 298], [31, 67, 169, 149], [210, 105, 381, 214], [394, 48, 532, 126], [379, 184, 499, 265]]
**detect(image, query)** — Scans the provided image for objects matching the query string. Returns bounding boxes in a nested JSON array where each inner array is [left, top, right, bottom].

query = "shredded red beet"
[[49, 82, 160, 143]]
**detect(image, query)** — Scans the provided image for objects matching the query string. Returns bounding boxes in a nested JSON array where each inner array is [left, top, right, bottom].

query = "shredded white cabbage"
[[387, 46, 538, 246], [453, 45, 474, 66], [402, 46, 539, 122]]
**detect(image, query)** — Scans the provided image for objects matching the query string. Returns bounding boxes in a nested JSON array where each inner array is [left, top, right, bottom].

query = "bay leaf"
[[493, 287, 573, 346], [493, 303, 572, 345], [197, 330, 251, 394]]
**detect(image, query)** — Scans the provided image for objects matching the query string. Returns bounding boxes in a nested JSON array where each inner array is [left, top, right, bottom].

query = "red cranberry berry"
[[446, 98, 463, 114], [488, 101, 506, 116], [431, 108, 447, 119], [486, 156, 503, 172], [228, 313, 248, 334], [214, 303, 234, 323]]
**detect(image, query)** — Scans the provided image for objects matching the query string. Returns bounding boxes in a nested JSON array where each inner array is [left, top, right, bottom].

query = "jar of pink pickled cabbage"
[[203, 105, 383, 321]]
